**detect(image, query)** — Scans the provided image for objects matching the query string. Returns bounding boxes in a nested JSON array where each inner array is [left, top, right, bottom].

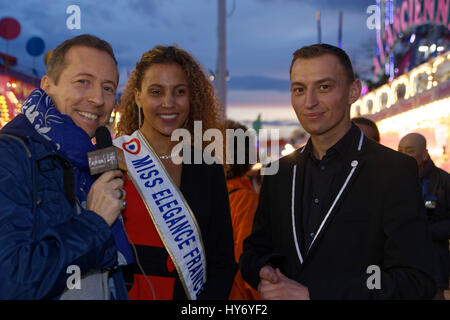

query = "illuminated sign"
[[353, 52, 450, 169], [373, 0, 450, 77], [353, 52, 449, 119], [0, 95, 10, 128]]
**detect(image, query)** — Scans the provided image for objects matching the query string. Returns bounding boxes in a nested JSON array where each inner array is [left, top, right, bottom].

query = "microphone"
[[87, 126, 127, 176], [87, 127, 135, 268]]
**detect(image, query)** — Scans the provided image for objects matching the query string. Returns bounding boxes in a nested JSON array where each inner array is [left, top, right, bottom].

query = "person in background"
[[115, 45, 235, 300], [351, 117, 380, 143], [398, 132, 450, 300], [225, 119, 260, 300], [0, 34, 129, 299]]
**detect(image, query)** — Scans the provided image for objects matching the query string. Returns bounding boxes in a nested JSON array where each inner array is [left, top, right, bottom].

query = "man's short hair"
[[46, 34, 118, 84], [290, 43, 356, 83], [352, 117, 380, 142]]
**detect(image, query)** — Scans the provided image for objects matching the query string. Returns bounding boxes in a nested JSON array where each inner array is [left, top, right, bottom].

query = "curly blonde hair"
[[115, 45, 225, 151]]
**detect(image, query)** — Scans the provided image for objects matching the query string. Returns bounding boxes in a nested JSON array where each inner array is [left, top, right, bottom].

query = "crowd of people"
[[0, 34, 448, 300]]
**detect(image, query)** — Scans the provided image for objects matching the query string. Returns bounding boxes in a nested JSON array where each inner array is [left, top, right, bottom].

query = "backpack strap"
[[0, 133, 32, 157], [0, 134, 40, 238]]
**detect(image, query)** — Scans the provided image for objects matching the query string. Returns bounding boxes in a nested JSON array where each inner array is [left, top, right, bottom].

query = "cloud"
[[2, 0, 377, 109], [228, 75, 290, 91], [128, 0, 159, 13], [254, 0, 374, 13], [227, 89, 291, 106]]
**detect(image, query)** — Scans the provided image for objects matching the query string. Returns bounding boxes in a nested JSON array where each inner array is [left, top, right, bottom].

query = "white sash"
[[114, 130, 207, 300]]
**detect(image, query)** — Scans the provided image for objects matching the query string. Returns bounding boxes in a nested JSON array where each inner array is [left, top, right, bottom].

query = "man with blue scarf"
[[0, 34, 132, 299]]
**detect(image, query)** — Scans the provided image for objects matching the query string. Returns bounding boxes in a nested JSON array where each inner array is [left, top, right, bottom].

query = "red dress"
[[122, 160, 236, 300], [122, 173, 178, 299]]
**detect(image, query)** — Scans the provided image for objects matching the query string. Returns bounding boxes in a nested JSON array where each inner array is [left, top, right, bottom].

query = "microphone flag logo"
[[122, 138, 141, 155]]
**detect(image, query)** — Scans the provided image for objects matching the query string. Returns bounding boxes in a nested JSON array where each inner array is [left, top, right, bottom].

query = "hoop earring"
[[138, 106, 142, 129]]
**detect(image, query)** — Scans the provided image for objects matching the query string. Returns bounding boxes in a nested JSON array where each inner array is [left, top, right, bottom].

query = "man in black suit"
[[240, 44, 437, 299], [398, 133, 450, 300]]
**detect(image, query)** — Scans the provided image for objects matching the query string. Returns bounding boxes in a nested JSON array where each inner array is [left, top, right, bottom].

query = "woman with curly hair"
[[114, 45, 235, 300]]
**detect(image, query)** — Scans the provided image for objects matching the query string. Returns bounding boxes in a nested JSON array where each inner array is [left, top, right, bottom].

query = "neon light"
[[377, 97, 450, 134], [409, 65, 432, 97], [390, 0, 394, 24], [375, 84, 393, 111], [372, 0, 450, 80], [391, 76, 410, 103], [352, 51, 448, 116]]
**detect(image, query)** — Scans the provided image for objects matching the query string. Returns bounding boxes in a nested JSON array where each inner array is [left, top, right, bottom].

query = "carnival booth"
[[0, 17, 43, 129], [0, 69, 38, 129], [355, 0, 450, 171], [352, 52, 450, 171]]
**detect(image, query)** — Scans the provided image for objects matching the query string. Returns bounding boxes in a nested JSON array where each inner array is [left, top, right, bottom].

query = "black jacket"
[[240, 130, 437, 299], [421, 158, 450, 288]]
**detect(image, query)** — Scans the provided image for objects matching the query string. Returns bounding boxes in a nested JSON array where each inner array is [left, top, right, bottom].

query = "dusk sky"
[[1, 0, 376, 137]]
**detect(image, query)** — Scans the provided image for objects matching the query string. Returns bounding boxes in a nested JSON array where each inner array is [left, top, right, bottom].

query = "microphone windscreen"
[[95, 126, 113, 149]]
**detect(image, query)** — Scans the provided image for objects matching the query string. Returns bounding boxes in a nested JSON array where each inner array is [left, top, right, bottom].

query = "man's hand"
[[86, 170, 125, 226], [258, 266, 310, 300]]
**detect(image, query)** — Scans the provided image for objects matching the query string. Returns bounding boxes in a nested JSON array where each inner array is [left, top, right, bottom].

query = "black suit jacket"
[[423, 160, 450, 288], [240, 131, 437, 299]]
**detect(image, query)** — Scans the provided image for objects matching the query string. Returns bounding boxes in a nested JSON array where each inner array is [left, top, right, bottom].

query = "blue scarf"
[[22, 89, 133, 266]]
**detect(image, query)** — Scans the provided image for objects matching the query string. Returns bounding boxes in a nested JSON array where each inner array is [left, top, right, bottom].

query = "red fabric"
[[122, 173, 176, 300], [226, 177, 260, 300], [122, 173, 164, 247], [128, 274, 175, 300]]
